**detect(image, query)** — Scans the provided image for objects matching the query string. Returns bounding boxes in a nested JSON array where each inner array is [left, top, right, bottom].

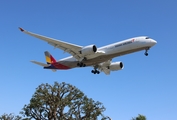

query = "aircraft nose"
[[151, 39, 157, 45]]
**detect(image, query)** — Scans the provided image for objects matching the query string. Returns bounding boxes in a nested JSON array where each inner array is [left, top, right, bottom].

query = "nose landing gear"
[[144, 52, 148, 56], [144, 48, 149, 56]]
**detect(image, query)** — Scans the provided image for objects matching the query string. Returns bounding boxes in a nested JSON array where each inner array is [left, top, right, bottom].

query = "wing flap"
[[97, 59, 112, 75], [102, 67, 110, 75]]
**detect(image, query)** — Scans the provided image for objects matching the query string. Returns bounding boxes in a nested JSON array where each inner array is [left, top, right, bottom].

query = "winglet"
[[19, 27, 24, 32]]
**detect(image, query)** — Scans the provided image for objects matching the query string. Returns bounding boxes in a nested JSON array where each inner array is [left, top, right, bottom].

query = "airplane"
[[19, 27, 157, 75]]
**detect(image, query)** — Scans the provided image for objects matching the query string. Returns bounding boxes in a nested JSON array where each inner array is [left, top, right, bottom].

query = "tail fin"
[[44, 51, 56, 64]]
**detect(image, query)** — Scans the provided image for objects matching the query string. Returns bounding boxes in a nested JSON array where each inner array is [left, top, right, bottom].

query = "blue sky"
[[1, 0, 177, 119]]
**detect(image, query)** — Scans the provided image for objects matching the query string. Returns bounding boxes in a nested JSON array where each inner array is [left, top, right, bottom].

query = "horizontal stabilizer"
[[31, 60, 50, 67]]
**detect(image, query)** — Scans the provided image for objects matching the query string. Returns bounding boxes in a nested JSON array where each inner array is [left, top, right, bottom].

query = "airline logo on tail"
[[44, 51, 70, 70], [45, 51, 56, 64]]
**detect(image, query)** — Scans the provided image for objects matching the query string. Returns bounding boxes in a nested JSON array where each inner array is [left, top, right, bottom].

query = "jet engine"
[[80, 45, 97, 56], [108, 62, 124, 71]]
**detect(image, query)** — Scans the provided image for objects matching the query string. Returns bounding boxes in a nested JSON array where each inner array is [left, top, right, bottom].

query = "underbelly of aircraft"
[[58, 46, 149, 69]]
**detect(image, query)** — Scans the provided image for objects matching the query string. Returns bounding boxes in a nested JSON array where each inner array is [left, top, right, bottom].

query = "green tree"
[[21, 82, 109, 120], [132, 114, 146, 120], [0, 113, 22, 120]]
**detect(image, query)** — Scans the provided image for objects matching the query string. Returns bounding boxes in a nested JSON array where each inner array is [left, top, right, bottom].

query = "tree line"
[[0, 82, 146, 120]]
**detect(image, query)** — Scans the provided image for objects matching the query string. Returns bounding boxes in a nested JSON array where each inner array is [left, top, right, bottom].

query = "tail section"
[[45, 51, 56, 64], [31, 60, 56, 72], [31, 60, 49, 67], [31, 51, 70, 71]]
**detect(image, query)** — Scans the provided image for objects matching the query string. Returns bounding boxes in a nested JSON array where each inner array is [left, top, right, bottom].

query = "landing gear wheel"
[[144, 48, 149, 56], [91, 70, 100, 74], [145, 52, 148, 56], [79, 62, 83, 67], [77, 62, 86, 67]]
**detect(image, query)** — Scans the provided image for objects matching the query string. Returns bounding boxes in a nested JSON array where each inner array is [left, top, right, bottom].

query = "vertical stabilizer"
[[44, 51, 56, 64]]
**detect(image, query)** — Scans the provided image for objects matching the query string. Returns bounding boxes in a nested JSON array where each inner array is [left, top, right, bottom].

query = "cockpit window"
[[145, 37, 150, 39]]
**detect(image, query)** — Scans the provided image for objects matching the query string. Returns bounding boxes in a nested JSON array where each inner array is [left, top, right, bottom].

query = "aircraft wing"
[[19, 28, 83, 60], [97, 60, 112, 75], [102, 67, 110, 75]]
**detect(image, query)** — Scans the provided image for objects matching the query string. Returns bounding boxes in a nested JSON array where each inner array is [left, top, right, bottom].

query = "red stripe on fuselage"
[[52, 62, 70, 70]]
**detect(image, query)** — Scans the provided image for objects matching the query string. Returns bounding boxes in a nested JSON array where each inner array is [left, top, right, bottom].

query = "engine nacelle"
[[108, 62, 124, 71], [80, 45, 97, 56]]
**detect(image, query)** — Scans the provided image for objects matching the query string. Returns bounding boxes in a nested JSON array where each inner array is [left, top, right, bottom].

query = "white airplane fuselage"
[[58, 36, 157, 68], [19, 27, 157, 74]]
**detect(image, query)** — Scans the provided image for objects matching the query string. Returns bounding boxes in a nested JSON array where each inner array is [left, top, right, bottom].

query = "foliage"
[[0, 113, 22, 120], [21, 82, 109, 120], [132, 114, 146, 120]]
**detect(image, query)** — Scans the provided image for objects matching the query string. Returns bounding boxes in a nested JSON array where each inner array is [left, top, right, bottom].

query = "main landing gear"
[[77, 62, 86, 67], [144, 48, 149, 56], [77, 57, 87, 67], [91, 65, 100, 74], [91, 69, 100, 74]]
